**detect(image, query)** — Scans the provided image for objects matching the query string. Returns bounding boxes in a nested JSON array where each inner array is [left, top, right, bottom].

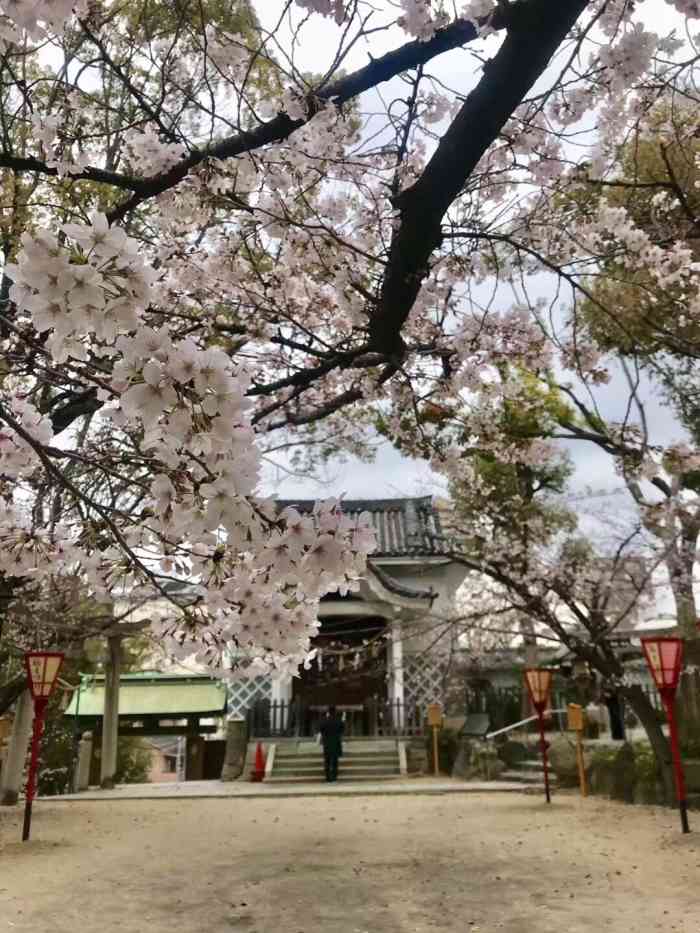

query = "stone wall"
[[546, 740, 700, 808]]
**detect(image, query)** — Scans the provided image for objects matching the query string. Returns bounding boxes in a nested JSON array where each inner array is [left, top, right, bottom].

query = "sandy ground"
[[1, 793, 699, 933]]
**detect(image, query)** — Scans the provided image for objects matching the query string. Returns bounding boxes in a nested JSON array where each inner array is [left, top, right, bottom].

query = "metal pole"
[[538, 713, 551, 804], [433, 725, 439, 777], [664, 695, 690, 834], [22, 698, 47, 842]]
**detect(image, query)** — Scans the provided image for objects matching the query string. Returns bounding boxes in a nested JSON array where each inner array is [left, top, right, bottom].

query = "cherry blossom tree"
[[1, 0, 700, 688]]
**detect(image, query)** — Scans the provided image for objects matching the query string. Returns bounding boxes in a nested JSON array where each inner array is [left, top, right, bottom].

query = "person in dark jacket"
[[319, 705, 344, 782]]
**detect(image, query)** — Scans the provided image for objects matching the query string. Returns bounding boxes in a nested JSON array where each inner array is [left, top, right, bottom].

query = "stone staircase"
[[264, 739, 404, 784], [499, 756, 557, 788]]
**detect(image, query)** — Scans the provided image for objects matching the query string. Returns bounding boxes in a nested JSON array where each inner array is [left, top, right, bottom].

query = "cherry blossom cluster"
[[294, 0, 346, 24], [0, 397, 53, 476], [1, 215, 378, 676], [5, 216, 154, 364], [0, 499, 72, 579], [568, 203, 700, 323], [123, 128, 188, 178], [0, 0, 87, 41]]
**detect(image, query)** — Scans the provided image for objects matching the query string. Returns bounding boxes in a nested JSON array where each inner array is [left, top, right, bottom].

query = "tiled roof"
[[276, 496, 445, 557]]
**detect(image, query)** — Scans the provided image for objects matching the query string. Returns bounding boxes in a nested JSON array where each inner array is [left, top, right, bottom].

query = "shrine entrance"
[[281, 616, 386, 737]]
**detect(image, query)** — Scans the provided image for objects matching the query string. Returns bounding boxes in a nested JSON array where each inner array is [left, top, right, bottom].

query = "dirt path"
[[1, 793, 699, 932]]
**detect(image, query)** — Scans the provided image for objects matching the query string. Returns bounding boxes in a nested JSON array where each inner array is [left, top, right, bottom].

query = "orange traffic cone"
[[251, 741, 266, 782]]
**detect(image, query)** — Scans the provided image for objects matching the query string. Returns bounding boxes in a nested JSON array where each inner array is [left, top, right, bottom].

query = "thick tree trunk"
[[622, 683, 674, 805], [667, 545, 700, 745], [670, 572, 697, 640]]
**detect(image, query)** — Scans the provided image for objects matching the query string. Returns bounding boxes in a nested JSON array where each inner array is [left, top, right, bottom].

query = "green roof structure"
[[64, 672, 227, 719]]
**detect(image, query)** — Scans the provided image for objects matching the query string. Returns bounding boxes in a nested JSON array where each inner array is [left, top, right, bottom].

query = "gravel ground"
[[1, 792, 699, 933]]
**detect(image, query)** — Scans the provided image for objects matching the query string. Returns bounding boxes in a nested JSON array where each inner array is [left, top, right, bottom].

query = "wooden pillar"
[[100, 636, 121, 789], [0, 689, 33, 806], [388, 620, 405, 730], [186, 735, 205, 781]]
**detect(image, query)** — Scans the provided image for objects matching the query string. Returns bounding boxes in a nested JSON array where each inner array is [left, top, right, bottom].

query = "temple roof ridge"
[[276, 495, 446, 558]]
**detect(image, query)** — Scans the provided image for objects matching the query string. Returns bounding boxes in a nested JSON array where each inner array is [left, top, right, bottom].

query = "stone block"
[[220, 720, 248, 781], [548, 735, 591, 789], [470, 741, 506, 781], [497, 740, 529, 769], [451, 738, 473, 779], [407, 740, 428, 774]]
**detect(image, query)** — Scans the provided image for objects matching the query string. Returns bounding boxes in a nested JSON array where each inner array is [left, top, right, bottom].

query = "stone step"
[[274, 762, 400, 775], [274, 754, 399, 766], [514, 760, 548, 771], [274, 760, 399, 773], [265, 774, 404, 785], [276, 745, 398, 753]]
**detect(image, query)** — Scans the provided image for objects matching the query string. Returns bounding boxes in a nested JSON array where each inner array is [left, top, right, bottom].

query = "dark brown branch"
[[368, 0, 589, 354], [105, 14, 501, 221]]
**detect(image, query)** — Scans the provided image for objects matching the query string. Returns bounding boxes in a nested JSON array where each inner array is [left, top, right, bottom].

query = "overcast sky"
[[254, 1, 688, 511]]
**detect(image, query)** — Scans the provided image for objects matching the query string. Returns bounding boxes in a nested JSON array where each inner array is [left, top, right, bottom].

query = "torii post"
[[100, 634, 122, 789]]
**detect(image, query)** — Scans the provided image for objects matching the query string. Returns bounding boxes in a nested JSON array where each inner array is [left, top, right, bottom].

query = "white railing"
[[485, 709, 566, 741]]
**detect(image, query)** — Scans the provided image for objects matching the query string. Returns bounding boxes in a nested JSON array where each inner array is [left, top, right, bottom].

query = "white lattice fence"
[[404, 655, 447, 709], [227, 675, 271, 719]]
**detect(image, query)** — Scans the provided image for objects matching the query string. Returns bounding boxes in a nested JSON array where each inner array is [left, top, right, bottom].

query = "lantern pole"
[[22, 696, 48, 842], [22, 651, 64, 842], [641, 637, 689, 835], [662, 689, 690, 834], [524, 669, 553, 805], [537, 706, 551, 804]]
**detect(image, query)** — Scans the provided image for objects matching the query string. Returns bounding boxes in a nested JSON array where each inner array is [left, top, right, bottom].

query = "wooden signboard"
[[567, 703, 585, 732]]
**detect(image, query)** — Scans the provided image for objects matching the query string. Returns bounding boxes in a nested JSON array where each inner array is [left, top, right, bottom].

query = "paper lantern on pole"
[[25, 652, 64, 702], [524, 667, 553, 713], [524, 668, 554, 804], [21, 651, 64, 842], [641, 636, 689, 833], [641, 637, 683, 696]]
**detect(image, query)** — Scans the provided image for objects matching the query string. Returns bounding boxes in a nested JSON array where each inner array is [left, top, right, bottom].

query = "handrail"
[[485, 708, 566, 741]]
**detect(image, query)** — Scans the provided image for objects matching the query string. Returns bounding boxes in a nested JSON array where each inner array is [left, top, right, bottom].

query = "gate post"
[[0, 690, 33, 806], [74, 731, 93, 792]]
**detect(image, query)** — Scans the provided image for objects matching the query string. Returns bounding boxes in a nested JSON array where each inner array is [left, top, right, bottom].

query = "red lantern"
[[25, 652, 64, 703], [641, 637, 683, 696], [523, 668, 553, 804], [22, 651, 64, 842], [641, 637, 689, 834]]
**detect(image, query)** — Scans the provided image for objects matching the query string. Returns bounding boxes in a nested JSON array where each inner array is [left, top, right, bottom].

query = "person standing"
[[319, 705, 344, 782]]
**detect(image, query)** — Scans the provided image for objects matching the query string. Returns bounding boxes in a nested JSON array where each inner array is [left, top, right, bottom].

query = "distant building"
[[232, 497, 469, 735], [115, 497, 468, 737]]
